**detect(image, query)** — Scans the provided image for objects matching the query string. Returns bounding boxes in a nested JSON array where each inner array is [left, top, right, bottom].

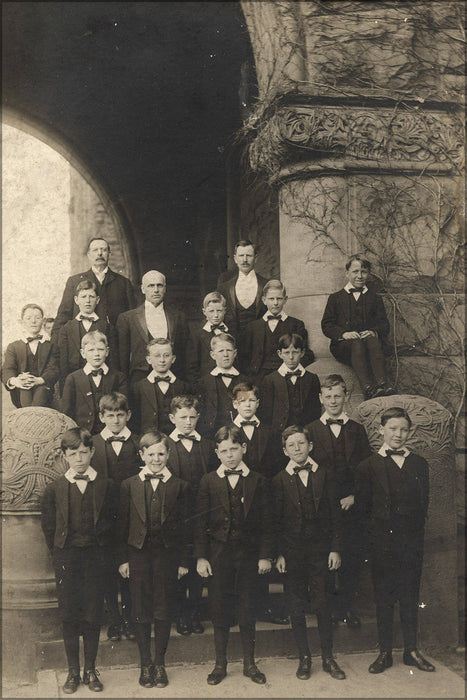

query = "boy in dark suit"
[[260, 333, 321, 434], [41, 428, 118, 694], [118, 431, 192, 689], [167, 394, 216, 636], [321, 254, 393, 399], [194, 425, 273, 686], [240, 280, 314, 381], [195, 333, 248, 438], [273, 425, 346, 681], [355, 407, 435, 674], [58, 279, 116, 393], [2, 303, 59, 408], [91, 392, 141, 643], [132, 338, 189, 434], [61, 330, 127, 433], [305, 374, 372, 627], [185, 291, 231, 384]]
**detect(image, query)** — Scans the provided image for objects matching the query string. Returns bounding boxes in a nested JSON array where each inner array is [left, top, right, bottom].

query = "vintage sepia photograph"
[[1, 1, 465, 697]]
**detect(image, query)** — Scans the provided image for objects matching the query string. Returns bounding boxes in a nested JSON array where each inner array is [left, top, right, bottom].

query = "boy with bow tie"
[[185, 291, 233, 383], [355, 407, 435, 675], [305, 374, 372, 627], [273, 425, 346, 682], [194, 425, 273, 686], [41, 428, 118, 694]]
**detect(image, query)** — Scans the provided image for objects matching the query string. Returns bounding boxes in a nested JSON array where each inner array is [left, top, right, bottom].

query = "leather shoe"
[[296, 655, 312, 680], [207, 665, 227, 685], [121, 619, 136, 640], [107, 623, 121, 641], [343, 611, 361, 628], [83, 669, 103, 692], [139, 665, 155, 688], [369, 651, 393, 673], [176, 617, 192, 635], [322, 657, 346, 680], [154, 665, 169, 687], [373, 384, 387, 398], [257, 609, 289, 625], [63, 670, 80, 694], [243, 663, 266, 684], [190, 613, 204, 634], [384, 386, 397, 396], [403, 650, 435, 672]]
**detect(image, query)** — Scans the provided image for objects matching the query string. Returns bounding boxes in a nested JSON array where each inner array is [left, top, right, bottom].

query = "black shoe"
[[257, 609, 289, 625], [384, 385, 397, 396], [364, 385, 376, 400], [138, 665, 155, 688], [207, 665, 227, 685], [296, 655, 312, 680], [176, 617, 192, 635], [322, 657, 346, 680], [107, 623, 121, 641], [190, 613, 204, 634], [154, 665, 169, 687], [373, 384, 387, 398], [403, 650, 435, 672], [121, 619, 136, 640], [343, 611, 361, 628], [369, 651, 393, 674], [63, 670, 80, 694], [243, 663, 266, 684], [83, 669, 103, 692]]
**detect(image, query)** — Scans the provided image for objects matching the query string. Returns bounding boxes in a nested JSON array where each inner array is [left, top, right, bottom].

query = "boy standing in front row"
[[41, 428, 118, 694], [194, 425, 273, 686], [355, 407, 435, 674]]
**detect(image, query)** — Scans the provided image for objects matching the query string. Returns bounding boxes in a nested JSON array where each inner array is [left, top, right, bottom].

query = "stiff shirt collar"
[[169, 429, 201, 442], [147, 369, 176, 384], [378, 442, 410, 458], [139, 465, 172, 483], [202, 321, 228, 333], [76, 312, 99, 322], [344, 282, 368, 295], [233, 414, 260, 427], [65, 466, 97, 483], [285, 458, 319, 475], [100, 426, 131, 441], [144, 300, 165, 314], [262, 310, 288, 323], [91, 266, 109, 282], [320, 411, 349, 425], [83, 362, 109, 375], [217, 461, 250, 478], [211, 366, 239, 376], [277, 363, 305, 377], [237, 270, 257, 282], [21, 334, 47, 344]]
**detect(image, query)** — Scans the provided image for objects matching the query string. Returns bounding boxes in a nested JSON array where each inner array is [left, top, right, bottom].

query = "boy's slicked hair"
[[61, 427, 93, 452], [170, 394, 200, 414], [87, 237, 110, 252], [203, 291, 226, 308], [320, 374, 347, 392], [81, 330, 108, 348], [75, 278, 98, 295], [99, 391, 129, 414], [277, 332, 304, 351], [211, 332, 236, 351], [139, 430, 170, 452], [263, 279, 286, 296], [214, 424, 244, 446], [281, 424, 311, 447], [345, 253, 371, 271], [146, 337, 173, 353], [234, 239, 257, 254], [231, 381, 259, 400], [21, 303, 44, 319], [380, 406, 412, 428]]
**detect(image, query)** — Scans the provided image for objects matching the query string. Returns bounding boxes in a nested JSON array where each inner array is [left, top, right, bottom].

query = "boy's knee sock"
[[134, 622, 152, 666], [239, 623, 256, 667], [153, 619, 171, 665], [290, 615, 311, 657], [213, 625, 229, 667], [82, 622, 100, 670], [62, 622, 80, 671]]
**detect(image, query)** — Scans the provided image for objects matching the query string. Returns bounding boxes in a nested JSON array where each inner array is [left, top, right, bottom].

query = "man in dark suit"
[[217, 240, 269, 338], [116, 270, 186, 386], [52, 237, 136, 341]]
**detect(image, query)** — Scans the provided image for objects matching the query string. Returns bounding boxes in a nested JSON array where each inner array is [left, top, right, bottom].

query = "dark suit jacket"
[[116, 303, 186, 380], [133, 377, 190, 434], [57, 317, 117, 393], [185, 321, 235, 384], [193, 469, 274, 561], [90, 433, 141, 484], [166, 436, 216, 481], [195, 372, 249, 437], [321, 285, 390, 352], [305, 418, 372, 499], [2, 339, 59, 407], [52, 268, 136, 341], [241, 316, 315, 376], [259, 370, 321, 433], [229, 421, 274, 478], [217, 271, 268, 334], [61, 368, 128, 431], [355, 452, 429, 524], [41, 473, 118, 551], [272, 465, 342, 556], [118, 473, 192, 567]]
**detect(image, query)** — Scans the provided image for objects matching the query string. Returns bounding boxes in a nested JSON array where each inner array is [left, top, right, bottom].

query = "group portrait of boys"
[[2, 237, 435, 692]]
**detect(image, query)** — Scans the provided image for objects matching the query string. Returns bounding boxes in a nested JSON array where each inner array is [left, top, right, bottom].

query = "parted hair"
[[214, 424, 244, 446], [139, 430, 170, 452], [146, 337, 174, 353], [74, 278, 98, 295], [234, 239, 257, 254], [346, 253, 371, 271], [81, 330, 108, 348], [203, 291, 226, 308], [61, 427, 93, 452], [380, 407, 412, 428], [99, 392, 129, 414], [320, 374, 347, 392], [281, 424, 311, 448], [231, 381, 260, 400], [263, 279, 286, 296], [277, 332, 304, 350], [210, 332, 236, 351], [21, 303, 44, 319], [170, 394, 200, 414]]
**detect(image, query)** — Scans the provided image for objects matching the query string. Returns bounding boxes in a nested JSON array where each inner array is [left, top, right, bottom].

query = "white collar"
[[237, 269, 257, 281], [211, 366, 239, 376], [263, 310, 288, 322], [233, 414, 260, 428], [91, 266, 109, 278], [169, 429, 201, 442], [76, 312, 99, 321], [22, 334, 47, 344], [320, 411, 349, 425], [65, 466, 98, 483], [100, 426, 132, 441], [202, 320, 228, 333], [139, 465, 172, 482], [277, 363, 305, 377], [378, 443, 410, 458], [83, 362, 109, 375], [217, 461, 250, 478], [147, 369, 176, 383], [344, 282, 368, 294], [285, 457, 319, 475], [145, 300, 165, 314]]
